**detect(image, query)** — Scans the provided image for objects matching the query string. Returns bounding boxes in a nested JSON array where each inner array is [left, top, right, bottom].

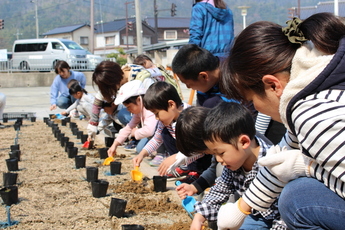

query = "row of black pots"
[[45, 118, 145, 229], [3, 117, 36, 124]]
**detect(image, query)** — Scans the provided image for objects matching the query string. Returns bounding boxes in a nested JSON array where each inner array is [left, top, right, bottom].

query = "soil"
[[0, 118, 211, 230]]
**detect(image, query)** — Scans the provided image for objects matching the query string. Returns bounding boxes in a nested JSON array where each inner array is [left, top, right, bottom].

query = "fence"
[[0, 58, 116, 73]]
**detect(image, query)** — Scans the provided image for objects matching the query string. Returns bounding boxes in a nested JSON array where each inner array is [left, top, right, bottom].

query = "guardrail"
[[0, 58, 116, 73]]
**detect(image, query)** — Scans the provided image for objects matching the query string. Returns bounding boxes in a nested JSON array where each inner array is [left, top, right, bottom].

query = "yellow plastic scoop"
[[103, 157, 115, 166], [131, 166, 143, 181]]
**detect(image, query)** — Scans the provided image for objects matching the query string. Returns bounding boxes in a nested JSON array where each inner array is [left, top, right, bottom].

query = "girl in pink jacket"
[[107, 80, 158, 157]]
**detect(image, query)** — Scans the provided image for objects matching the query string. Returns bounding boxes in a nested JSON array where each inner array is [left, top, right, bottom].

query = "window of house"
[[105, 36, 115, 46], [143, 36, 151, 45], [80, 36, 89, 45], [164, 30, 177, 40], [122, 36, 134, 45]]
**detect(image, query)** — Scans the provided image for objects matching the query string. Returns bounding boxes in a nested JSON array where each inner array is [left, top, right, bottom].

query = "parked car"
[[12, 38, 88, 71], [86, 51, 103, 70]]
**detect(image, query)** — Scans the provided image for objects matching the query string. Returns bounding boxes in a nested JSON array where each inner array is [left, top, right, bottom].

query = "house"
[[93, 18, 157, 56], [144, 17, 190, 42], [290, 1, 345, 19], [42, 24, 91, 50]]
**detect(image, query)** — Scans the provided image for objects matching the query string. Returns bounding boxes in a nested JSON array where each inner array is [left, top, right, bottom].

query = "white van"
[[12, 38, 88, 71]]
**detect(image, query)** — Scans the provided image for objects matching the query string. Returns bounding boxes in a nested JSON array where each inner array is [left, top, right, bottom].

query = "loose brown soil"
[[0, 119, 213, 230]]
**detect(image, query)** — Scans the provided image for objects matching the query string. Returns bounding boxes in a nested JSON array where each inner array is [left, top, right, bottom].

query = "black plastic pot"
[[86, 167, 98, 182], [91, 180, 109, 198], [75, 155, 86, 169], [153, 176, 167, 192], [67, 147, 78, 158], [3, 173, 18, 187], [6, 158, 19, 171], [61, 136, 69, 147], [98, 148, 109, 159], [121, 224, 145, 230], [104, 137, 115, 148], [0, 186, 18, 206], [109, 197, 127, 217], [10, 144, 20, 151], [9, 150, 21, 161], [110, 161, 122, 175], [65, 142, 74, 152]]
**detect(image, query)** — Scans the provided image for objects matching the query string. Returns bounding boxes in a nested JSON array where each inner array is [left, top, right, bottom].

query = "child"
[[105, 80, 158, 157], [132, 81, 190, 168], [61, 81, 94, 120], [219, 13, 345, 229], [186, 101, 285, 230]]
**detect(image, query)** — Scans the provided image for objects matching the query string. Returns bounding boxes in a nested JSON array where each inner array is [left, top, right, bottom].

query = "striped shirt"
[[243, 38, 345, 212]]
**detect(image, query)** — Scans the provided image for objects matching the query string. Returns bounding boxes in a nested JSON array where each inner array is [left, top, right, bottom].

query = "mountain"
[[0, 0, 321, 51]]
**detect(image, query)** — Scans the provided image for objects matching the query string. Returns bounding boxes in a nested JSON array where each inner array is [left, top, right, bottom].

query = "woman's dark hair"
[[143, 81, 182, 111], [195, 0, 226, 9], [133, 54, 152, 66], [220, 12, 345, 102], [203, 102, 255, 149], [123, 95, 144, 105], [176, 106, 210, 157], [54, 60, 70, 74], [92, 61, 123, 102], [69, 81, 87, 95]]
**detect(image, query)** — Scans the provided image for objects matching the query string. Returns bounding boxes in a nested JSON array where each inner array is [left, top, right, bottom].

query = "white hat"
[[114, 80, 146, 105]]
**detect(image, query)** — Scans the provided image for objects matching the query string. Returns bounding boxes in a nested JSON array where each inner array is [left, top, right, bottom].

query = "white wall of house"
[[95, 32, 120, 48]]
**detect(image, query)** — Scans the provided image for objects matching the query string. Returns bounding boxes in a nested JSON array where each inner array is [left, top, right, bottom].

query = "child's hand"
[[132, 152, 146, 168], [190, 213, 205, 230], [217, 198, 251, 230], [158, 154, 177, 176], [107, 145, 117, 157], [176, 183, 198, 200], [61, 111, 67, 116]]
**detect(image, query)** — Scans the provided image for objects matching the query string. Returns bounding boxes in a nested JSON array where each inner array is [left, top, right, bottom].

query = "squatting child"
[[132, 81, 190, 168], [187, 101, 286, 230]]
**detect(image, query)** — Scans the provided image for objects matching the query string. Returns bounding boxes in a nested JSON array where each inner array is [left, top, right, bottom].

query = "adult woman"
[[50, 60, 86, 110], [220, 13, 345, 229], [87, 61, 131, 139]]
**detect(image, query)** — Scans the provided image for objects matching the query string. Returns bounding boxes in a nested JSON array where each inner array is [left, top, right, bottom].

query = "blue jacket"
[[189, 2, 234, 57], [50, 70, 86, 105]]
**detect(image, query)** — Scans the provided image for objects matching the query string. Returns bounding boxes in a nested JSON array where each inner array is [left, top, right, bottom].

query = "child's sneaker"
[[149, 152, 168, 167], [166, 166, 191, 181], [124, 139, 139, 151], [178, 171, 200, 184]]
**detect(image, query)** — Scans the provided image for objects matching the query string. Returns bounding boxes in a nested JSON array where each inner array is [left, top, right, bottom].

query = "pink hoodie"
[[115, 97, 157, 144]]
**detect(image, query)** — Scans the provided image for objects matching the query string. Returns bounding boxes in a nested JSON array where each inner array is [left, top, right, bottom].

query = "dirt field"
[[0, 118, 210, 230]]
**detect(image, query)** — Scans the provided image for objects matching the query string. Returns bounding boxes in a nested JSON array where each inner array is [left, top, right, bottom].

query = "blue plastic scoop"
[[175, 181, 196, 219]]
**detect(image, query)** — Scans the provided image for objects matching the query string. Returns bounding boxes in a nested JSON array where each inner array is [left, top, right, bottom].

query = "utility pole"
[[31, 0, 39, 38], [14, 29, 22, 40], [90, 0, 94, 53], [154, 0, 158, 42], [135, 0, 143, 54], [125, 1, 134, 50], [335, 0, 339, 16]]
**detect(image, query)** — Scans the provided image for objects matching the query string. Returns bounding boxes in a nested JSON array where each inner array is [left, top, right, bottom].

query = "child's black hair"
[[69, 81, 88, 95], [143, 81, 182, 111], [176, 106, 210, 157], [123, 95, 144, 105], [172, 44, 219, 81], [133, 54, 152, 66], [203, 101, 255, 149]]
